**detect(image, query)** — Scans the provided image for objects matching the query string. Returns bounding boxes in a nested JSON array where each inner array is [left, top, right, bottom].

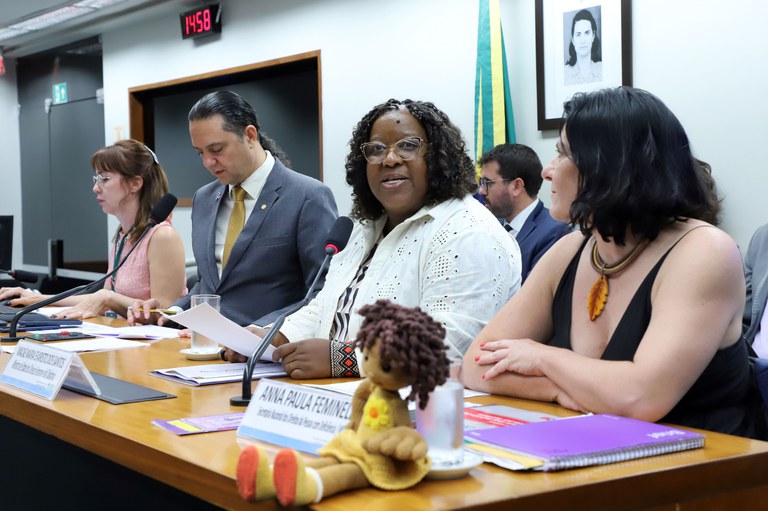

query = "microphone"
[[149, 193, 177, 225], [0, 269, 38, 284], [230, 216, 353, 406], [6, 194, 177, 340]]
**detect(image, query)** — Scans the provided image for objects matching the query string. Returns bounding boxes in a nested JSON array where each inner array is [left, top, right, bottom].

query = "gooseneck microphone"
[[230, 216, 353, 406], [6, 194, 178, 341], [0, 269, 38, 284]]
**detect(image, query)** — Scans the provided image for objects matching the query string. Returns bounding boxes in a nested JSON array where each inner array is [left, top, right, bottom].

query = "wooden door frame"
[[128, 50, 322, 207]]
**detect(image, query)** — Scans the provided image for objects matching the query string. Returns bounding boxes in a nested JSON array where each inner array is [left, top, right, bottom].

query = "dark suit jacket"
[[744, 224, 768, 350], [177, 158, 338, 326], [516, 201, 571, 282]]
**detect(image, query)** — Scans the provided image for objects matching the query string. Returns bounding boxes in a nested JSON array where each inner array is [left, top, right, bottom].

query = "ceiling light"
[[0, 0, 128, 43], [74, 0, 127, 8]]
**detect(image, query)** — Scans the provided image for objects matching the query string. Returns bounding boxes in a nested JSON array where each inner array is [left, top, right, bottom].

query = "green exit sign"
[[52, 83, 68, 104]]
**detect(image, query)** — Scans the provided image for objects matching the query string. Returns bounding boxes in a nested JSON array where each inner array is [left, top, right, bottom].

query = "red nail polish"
[[474, 356, 479, 362], [479, 342, 486, 348], [481, 374, 486, 379]]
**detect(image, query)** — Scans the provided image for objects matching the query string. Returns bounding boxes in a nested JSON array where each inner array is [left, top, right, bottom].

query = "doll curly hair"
[[354, 300, 450, 409]]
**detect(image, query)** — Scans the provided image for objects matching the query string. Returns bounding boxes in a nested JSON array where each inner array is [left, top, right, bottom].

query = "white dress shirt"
[[214, 151, 275, 276], [505, 198, 540, 238]]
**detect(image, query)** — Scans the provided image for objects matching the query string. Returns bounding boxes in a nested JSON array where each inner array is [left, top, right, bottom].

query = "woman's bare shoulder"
[[658, 220, 742, 283], [667, 221, 738, 257], [149, 223, 183, 244]]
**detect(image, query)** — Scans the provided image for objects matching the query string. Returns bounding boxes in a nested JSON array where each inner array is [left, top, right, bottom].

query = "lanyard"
[[110, 226, 135, 291]]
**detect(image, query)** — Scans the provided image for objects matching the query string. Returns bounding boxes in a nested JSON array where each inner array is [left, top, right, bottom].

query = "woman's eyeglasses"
[[360, 137, 425, 164], [92, 174, 112, 188]]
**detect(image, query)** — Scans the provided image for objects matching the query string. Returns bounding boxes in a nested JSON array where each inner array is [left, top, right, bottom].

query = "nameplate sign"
[[0, 340, 101, 400], [237, 379, 353, 455]]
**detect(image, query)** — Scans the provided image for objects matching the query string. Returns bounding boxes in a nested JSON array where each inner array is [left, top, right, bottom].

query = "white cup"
[[190, 294, 221, 354]]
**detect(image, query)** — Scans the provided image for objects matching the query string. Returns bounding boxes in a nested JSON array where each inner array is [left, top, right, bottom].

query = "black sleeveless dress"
[[550, 237, 767, 439]]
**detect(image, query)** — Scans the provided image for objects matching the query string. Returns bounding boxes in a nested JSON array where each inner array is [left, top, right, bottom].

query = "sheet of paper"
[[152, 412, 244, 435], [305, 379, 488, 400], [162, 303, 274, 360], [77, 323, 181, 339], [2, 337, 149, 354], [302, 380, 488, 412], [151, 362, 286, 386], [36, 307, 71, 317]]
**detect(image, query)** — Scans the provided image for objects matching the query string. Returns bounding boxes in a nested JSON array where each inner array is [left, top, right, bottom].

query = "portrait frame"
[[535, 0, 632, 130]]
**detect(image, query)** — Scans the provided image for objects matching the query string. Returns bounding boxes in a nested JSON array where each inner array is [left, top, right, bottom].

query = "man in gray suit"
[[744, 223, 768, 357], [130, 90, 337, 327]]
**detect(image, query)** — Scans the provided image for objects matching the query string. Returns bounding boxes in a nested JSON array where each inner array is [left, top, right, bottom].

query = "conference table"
[[2, 320, 768, 510]]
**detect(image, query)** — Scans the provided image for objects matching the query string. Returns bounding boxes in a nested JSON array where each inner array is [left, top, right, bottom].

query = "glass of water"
[[190, 294, 220, 354], [415, 360, 464, 466]]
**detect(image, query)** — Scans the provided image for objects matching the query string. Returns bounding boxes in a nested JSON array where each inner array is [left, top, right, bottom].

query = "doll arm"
[[363, 427, 428, 461], [347, 379, 373, 431]]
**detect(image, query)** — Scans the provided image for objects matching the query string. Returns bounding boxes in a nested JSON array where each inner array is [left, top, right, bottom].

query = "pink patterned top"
[[106, 221, 187, 300]]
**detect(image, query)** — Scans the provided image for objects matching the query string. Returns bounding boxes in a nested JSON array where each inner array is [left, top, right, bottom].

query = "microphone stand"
[[230, 254, 331, 406], [6, 223, 156, 341]]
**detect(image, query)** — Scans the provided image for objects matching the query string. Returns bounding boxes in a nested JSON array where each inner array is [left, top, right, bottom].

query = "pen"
[[127, 307, 177, 315]]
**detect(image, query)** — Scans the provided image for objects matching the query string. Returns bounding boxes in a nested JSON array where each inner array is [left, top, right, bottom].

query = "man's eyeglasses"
[[478, 177, 512, 189], [360, 137, 425, 164], [92, 174, 112, 188]]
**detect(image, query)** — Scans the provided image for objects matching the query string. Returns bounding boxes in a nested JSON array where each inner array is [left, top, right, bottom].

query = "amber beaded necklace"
[[587, 236, 648, 321]]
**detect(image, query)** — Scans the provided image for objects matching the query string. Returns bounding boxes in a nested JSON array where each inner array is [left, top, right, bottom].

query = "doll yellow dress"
[[318, 385, 431, 490]]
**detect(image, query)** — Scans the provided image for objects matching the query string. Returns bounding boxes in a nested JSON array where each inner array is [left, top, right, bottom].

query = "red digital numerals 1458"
[[185, 10, 211, 35]]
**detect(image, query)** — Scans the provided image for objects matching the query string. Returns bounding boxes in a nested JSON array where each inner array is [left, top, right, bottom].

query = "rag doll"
[[236, 299, 450, 506]]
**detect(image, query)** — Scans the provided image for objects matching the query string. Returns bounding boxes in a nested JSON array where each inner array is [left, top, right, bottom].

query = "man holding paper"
[[129, 91, 337, 329]]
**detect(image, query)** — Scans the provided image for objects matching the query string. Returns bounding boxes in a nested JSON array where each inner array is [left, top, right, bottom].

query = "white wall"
[[100, 0, 479, 255], [1, 0, 767, 266], [507, 0, 768, 251]]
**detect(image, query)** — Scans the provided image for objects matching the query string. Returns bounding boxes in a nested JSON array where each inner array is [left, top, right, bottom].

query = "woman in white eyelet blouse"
[[232, 99, 521, 378], [281, 194, 519, 361]]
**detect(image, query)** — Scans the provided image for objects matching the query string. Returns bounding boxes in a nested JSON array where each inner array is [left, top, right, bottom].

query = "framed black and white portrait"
[[535, 0, 632, 130]]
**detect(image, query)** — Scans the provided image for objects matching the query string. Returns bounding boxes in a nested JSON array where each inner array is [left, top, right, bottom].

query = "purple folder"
[[464, 413, 705, 471]]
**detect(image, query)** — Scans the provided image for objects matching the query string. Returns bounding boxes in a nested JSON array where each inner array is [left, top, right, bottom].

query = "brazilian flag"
[[474, 0, 516, 179]]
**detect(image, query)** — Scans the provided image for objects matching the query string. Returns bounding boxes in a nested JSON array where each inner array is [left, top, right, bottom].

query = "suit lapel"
[[516, 201, 543, 244], [200, 185, 226, 289], [756, 270, 768, 325]]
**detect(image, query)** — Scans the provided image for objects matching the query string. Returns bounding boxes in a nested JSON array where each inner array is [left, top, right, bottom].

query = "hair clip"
[[144, 144, 159, 164]]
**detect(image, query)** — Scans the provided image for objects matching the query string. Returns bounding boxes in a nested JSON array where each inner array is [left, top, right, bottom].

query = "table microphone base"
[[230, 395, 251, 406]]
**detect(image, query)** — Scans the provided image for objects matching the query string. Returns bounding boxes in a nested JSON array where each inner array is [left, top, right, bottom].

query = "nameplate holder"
[[0, 340, 101, 401], [237, 379, 352, 455]]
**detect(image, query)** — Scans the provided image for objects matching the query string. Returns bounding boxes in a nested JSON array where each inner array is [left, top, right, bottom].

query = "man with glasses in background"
[[478, 143, 570, 282]]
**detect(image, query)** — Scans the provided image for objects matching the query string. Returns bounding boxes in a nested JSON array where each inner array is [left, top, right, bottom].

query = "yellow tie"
[[222, 185, 247, 267]]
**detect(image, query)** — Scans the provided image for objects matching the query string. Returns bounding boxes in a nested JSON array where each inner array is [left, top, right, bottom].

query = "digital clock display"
[[180, 4, 221, 40]]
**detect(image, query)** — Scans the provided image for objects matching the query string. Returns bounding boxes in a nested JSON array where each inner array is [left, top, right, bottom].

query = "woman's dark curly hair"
[[354, 300, 450, 410], [563, 87, 710, 245], [345, 99, 477, 222]]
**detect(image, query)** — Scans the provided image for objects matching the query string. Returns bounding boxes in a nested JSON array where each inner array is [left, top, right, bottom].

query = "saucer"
[[426, 451, 483, 480], [180, 348, 220, 361]]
